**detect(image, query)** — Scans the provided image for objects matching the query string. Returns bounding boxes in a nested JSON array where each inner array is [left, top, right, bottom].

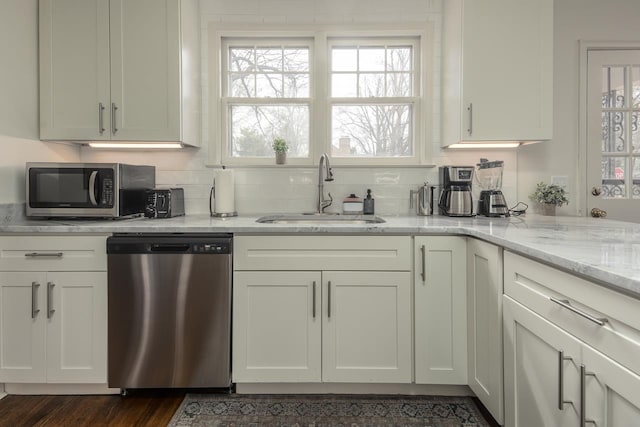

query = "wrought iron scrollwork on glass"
[[601, 112, 626, 152]]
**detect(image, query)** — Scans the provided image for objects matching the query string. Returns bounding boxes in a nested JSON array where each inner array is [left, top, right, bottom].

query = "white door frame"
[[578, 40, 640, 217]]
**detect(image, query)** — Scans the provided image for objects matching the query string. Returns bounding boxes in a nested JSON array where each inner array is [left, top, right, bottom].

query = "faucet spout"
[[317, 153, 334, 213]]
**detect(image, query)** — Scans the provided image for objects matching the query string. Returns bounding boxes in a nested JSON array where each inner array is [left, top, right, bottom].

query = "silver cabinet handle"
[[550, 298, 608, 326], [31, 281, 40, 319], [558, 351, 573, 410], [88, 170, 98, 206], [467, 103, 473, 135], [420, 244, 426, 282], [580, 365, 597, 426], [47, 282, 55, 319], [98, 102, 105, 134], [312, 281, 316, 319], [111, 103, 118, 134], [327, 281, 331, 318], [25, 252, 64, 258]]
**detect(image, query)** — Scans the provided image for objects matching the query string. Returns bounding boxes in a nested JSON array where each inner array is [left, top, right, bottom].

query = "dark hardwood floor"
[[0, 390, 185, 427]]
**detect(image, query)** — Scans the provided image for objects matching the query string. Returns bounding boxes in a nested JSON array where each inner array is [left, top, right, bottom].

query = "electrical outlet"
[[551, 176, 568, 188]]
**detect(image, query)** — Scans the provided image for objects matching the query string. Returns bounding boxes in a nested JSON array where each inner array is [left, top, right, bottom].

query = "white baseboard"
[[4, 383, 120, 395], [235, 383, 473, 396]]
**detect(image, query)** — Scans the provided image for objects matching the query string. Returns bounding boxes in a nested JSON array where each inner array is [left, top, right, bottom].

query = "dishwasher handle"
[[150, 243, 191, 252]]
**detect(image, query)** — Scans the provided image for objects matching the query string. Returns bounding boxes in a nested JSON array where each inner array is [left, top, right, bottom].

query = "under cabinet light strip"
[[447, 143, 521, 149], [88, 142, 183, 149]]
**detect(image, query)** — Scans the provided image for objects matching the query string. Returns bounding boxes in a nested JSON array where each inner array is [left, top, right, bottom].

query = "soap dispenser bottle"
[[363, 189, 375, 214]]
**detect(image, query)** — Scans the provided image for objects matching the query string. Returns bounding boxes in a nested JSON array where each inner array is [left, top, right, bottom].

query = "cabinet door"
[[582, 345, 640, 427], [462, 0, 553, 141], [233, 271, 322, 382], [109, 0, 181, 141], [39, 0, 111, 140], [46, 272, 107, 383], [322, 271, 411, 383], [467, 239, 503, 424], [414, 236, 467, 384], [504, 297, 581, 427], [0, 272, 47, 383]]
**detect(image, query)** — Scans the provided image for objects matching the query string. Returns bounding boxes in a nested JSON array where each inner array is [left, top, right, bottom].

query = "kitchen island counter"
[[1, 213, 639, 299]]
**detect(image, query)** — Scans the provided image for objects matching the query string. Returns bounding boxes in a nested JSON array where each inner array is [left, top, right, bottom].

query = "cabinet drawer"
[[0, 235, 108, 272], [504, 251, 640, 375], [234, 236, 411, 271]]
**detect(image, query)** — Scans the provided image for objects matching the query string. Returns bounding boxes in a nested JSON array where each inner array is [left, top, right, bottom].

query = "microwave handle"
[[88, 170, 99, 206]]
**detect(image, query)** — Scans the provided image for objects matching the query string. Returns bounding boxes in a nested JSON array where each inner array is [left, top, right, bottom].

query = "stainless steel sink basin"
[[256, 214, 386, 224]]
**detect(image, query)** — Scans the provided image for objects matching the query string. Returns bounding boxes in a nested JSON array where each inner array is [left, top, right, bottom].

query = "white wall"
[[81, 0, 518, 215], [0, 0, 79, 204], [518, 0, 640, 216]]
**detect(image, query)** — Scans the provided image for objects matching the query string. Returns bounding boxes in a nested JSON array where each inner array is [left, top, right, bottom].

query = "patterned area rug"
[[167, 394, 490, 427]]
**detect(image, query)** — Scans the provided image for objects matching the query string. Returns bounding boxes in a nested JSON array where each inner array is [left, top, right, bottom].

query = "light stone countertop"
[[1, 212, 639, 299]]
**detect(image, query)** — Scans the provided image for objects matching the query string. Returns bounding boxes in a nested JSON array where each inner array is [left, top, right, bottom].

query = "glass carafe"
[[476, 160, 504, 191]]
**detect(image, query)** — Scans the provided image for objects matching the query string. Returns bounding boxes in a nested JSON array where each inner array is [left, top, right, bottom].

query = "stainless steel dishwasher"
[[107, 234, 232, 390]]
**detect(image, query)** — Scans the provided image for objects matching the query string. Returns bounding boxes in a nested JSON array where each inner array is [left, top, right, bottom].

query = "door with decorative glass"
[[587, 50, 640, 222]]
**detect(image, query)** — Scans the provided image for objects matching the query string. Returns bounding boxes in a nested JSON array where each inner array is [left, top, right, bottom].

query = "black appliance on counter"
[[26, 162, 155, 218], [145, 188, 185, 218], [438, 166, 474, 217]]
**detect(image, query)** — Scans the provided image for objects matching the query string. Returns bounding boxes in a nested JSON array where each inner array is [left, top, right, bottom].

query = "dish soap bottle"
[[363, 189, 375, 215]]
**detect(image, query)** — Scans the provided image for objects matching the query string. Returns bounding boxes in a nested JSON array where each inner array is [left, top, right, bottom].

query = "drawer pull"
[[550, 297, 608, 326], [580, 365, 597, 426], [25, 252, 64, 258]]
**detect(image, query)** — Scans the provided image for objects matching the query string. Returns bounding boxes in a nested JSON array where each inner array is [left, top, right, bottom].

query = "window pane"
[[284, 48, 309, 72], [332, 47, 357, 71], [284, 74, 309, 97], [601, 112, 626, 152], [331, 104, 412, 157], [602, 66, 625, 108], [229, 48, 254, 72], [359, 73, 385, 97], [229, 73, 255, 97], [601, 156, 626, 198], [256, 73, 283, 97], [359, 47, 385, 71], [387, 47, 411, 72], [633, 112, 640, 153], [231, 105, 309, 157], [332, 74, 357, 97], [386, 73, 412, 97], [256, 47, 282, 71], [633, 157, 640, 199]]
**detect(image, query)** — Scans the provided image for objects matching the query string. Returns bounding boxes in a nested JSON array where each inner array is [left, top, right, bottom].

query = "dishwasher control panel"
[[192, 243, 229, 253], [107, 234, 232, 255]]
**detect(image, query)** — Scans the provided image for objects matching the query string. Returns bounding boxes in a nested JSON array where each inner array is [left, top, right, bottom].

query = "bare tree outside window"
[[331, 44, 416, 158], [225, 44, 310, 158]]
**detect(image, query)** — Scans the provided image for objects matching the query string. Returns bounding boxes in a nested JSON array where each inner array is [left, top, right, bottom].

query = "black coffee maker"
[[438, 166, 474, 217]]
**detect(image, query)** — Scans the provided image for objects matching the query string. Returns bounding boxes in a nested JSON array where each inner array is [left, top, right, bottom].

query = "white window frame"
[[208, 25, 433, 167]]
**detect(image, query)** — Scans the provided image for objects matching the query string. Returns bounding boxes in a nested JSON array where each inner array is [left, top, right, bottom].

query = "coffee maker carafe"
[[438, 166, 474, 217]]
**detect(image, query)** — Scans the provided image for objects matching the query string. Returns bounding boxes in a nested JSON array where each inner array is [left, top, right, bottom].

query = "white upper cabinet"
[[39, 0, 200, 146], [442, 0, 553, 146]]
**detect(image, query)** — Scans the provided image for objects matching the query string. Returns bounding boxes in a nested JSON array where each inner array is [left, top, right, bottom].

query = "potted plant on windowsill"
[[529, 182, 569, 215], [272, 138, 289, 165]]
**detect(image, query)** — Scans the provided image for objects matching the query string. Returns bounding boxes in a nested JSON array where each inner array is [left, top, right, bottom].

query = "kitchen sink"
[[256, 214, 386, 224]]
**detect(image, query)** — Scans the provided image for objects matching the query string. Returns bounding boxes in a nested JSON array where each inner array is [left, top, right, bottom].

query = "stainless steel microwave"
[[26, 163, 155, 218]]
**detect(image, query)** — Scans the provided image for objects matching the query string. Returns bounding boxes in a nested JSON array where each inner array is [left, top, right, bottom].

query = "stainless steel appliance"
[[476, 159, 509, 217], [26, 162, 155, 218], [410, 183, 439, 216], [107, 234, 232, 390], [145, 188, 185, 218], [438, 166, 474, 217]]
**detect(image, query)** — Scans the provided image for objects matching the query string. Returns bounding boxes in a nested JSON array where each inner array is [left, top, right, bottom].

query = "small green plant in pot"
[[272, 138, 289, 164], [529, 182, 569, 215]]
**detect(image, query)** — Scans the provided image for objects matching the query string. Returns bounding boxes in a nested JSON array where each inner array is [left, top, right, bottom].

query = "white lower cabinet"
[[0, 271, 107, 383], [467, 238, 503, 424], [233, 236, 412, 384], [414, 236, 467, 384], [504, 296, 640, 427], [233, 270, 411, 383], [503, 251, 640, 427]]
